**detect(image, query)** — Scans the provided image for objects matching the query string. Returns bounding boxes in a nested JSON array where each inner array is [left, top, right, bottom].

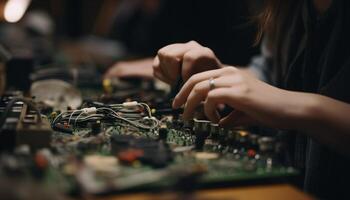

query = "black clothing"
[[273, 0, 350, 199], [110, 0, 259, 65]]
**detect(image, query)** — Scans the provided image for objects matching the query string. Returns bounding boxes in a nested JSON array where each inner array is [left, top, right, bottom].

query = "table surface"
[[97, 184, 314, 200]]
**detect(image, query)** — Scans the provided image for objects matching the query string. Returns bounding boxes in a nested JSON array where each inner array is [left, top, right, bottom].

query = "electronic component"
[[16, 103, 52, 150], [193, 119, 211, 150], [0, 92, 52, 151], [0, 92, 24, 151], [111, 134, 173, 168]]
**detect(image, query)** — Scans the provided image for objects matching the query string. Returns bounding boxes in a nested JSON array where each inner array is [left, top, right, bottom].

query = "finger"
[[157, 55, 181, 84], [182, 47, 220, 82], [218, 110, 244, 127], [202, 76, 242, 122], [152, 55, 160, 71], [205, 86, 259, 128], [157, 42, 200, 83], [219, 114, 257, 128], [181, 80, 209, 120], [153, 70, 172, 84], [157, 41, 200, 59], [203, 87, 236, 120], [159, 45, 191, 60], [103, 62, 120, 78], [203, 100, 221, 123], [152, 56, 161, 77], [204, 89, 233, 123], [173, 68, 237, 108], [158, 57, 180, 84], [173, 71, 239, 109], [153, 56, 172, 83], [206, 83, 251, 112], [104, 69, 115, 79], [182, 75, 239, 120], [153, 56, 173, 84]]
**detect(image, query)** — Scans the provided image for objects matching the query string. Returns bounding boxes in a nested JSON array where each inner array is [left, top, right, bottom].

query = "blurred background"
[[0, 0, 262, 99], [0, 0, 260, 66]]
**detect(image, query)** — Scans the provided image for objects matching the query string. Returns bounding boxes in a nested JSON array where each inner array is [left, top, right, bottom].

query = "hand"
[[173, 67, 305, 129], [153, 41, 222, 85], [104, 58, 154, 79]]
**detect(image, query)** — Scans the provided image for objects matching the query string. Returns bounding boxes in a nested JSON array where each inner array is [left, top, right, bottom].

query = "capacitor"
[[117, 149, 144, 164], [183, 120, 193, 129], [258, 136, 276, 153], [247, 149, 256, 158], [248, 134, 259, 150], [236, 130, 249, 146], [194, 119, 211, 150], [103, 78, 113, 94], [193, 119, 210, 133], [53, 123, 73, 134], [210, 123, 220, 139], [50, 111, 57, 119]]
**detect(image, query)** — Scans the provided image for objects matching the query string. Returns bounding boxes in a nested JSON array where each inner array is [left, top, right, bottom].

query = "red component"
[[247, 149, 256, 158], [63, 122, 70, 128], [35, 153, 48, 169], [117, 149, 144, 164]]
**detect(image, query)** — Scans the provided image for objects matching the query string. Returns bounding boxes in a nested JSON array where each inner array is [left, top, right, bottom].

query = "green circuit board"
[[0, 89, 299, 197], [44, 119, 298, 195]]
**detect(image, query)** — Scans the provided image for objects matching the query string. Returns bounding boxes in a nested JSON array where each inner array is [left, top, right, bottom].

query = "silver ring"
[[209, 78, 215, 90]]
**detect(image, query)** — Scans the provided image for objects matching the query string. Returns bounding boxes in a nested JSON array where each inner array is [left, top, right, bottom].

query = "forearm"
[[286, 92, 350, 154]]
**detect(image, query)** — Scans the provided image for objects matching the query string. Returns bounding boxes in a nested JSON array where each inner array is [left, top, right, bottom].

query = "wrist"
[[283, 91, 322, 131]]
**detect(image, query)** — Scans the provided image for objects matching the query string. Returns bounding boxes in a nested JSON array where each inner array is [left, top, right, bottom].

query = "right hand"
[[153, 41, 223, 85]]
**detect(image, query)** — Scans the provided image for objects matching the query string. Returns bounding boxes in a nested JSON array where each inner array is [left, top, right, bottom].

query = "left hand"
[[172, 67, 298, 129]]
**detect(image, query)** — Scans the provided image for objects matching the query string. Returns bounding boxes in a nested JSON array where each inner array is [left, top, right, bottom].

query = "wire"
[[68, 110, 79, 125], [51, 102, 159, 131], [74, 111, 85, 127]]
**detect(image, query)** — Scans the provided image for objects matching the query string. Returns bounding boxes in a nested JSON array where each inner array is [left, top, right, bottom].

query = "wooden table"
[[98, 184, 314, 200]]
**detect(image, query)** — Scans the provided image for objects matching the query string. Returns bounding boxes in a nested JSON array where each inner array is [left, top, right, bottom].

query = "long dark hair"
[[256, 0, 298, 47]]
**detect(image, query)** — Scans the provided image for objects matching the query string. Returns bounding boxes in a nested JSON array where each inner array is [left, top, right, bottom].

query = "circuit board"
[[0, 87, 299, 197]]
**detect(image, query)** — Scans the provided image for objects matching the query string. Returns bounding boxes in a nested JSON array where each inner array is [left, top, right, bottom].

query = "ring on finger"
[[209, 77, 215, 90]]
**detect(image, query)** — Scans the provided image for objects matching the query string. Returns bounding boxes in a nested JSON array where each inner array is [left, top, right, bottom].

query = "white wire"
[[68, 110, 80, 125], [74, 111, 85, 127], [140, 103, 152, 117], [52, 111, 68, 125], [52, 103, 159, 131]]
